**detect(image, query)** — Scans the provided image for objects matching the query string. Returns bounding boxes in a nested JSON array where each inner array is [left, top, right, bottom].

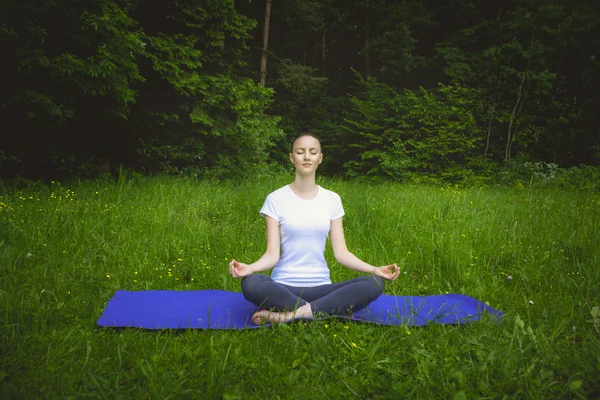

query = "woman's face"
[[289, 135, 323, 174]]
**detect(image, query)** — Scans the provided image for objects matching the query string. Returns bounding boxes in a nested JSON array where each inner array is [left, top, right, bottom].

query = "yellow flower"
[[344, 325, 348, 329], [325, 324, 329, 328], [351, 343, 357, 348], [105, 274, 110, 279]]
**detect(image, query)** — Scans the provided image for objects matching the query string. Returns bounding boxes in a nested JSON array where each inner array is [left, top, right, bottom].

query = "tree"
[[437, 0, 600, 165], [0, 0, 282, 178], [259, 0, 273, 87]]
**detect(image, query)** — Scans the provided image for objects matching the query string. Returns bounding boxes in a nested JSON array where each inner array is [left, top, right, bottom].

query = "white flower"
[[528, 300, 534, 305]]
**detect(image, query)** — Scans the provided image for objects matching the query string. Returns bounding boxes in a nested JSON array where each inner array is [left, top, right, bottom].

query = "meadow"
[[0, 172, 598, 399]]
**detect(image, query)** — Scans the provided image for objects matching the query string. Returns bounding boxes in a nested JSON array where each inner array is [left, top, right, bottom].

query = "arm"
[[330, 217, 400, 280], [229, 215, 280, 278]]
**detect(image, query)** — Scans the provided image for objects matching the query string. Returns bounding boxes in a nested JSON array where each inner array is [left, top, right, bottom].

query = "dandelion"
[[105, 274, 110, 279]]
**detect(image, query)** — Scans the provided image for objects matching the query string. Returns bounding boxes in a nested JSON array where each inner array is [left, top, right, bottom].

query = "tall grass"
[[0, 173, 598, 398]]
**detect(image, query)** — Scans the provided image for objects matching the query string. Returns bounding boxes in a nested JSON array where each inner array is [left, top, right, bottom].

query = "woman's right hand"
[[229, 259, 254, 278]]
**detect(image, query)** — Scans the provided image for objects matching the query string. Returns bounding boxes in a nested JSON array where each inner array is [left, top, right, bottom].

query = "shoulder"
[[265, 185, 291, 201], [319, 186, 342, 203]]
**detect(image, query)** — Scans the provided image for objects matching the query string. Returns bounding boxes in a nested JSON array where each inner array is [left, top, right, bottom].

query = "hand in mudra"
[[373, 264, 400, 280], [229, 259, 253, 278]]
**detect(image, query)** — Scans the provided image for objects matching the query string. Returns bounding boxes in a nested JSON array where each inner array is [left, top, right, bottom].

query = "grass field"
[[1, 173, 599, 398]]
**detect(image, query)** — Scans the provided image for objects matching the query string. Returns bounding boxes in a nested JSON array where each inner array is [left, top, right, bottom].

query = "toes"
[[252, 311, 266, 325]]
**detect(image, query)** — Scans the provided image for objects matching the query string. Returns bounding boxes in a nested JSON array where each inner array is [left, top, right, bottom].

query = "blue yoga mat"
[[97, 290, 502, 329]]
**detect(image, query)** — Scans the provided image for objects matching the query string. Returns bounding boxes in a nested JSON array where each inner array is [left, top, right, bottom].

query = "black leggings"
[[241, 274, 385, 315]]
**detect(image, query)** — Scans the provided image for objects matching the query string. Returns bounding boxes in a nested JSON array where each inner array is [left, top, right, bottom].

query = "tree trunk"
[[321, 28, 327, 76], [259, 0, 272, 87], [485, 100, 496, 160], [506, 68, 527, 161], [364, 0, 370, 77]]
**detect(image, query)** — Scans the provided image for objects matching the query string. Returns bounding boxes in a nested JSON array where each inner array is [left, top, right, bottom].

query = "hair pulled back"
[[290, 132, 322, 153]]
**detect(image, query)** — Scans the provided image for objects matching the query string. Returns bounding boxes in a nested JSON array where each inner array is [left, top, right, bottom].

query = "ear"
[[319, 153, 323, 164], [289, 152, 294, 163]]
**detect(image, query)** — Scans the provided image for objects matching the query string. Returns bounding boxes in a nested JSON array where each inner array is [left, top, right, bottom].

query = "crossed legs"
[[241, 274, 385, 324]]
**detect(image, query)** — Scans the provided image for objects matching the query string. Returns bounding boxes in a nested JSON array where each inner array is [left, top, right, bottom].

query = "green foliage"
[[2, 0, 599, 180], [367, 0, 434, 81], [49, 1, 146, 118], [139, 78, 283, 177], [270, 61, 336, 160], [499, 159, 600, 192], [436, 0, 600, 164], [1, 0, 273, 179], [340, 75, 481, 182], [133, 0, 282, 178]]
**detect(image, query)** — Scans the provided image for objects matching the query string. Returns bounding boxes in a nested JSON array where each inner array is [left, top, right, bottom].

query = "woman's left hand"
[[373, 264, 400, 281]]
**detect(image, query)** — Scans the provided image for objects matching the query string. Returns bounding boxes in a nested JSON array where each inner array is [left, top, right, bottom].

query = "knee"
[[241, 274, 257, 296], [371, 275, 385, 296], [241, 274, 266, 300]]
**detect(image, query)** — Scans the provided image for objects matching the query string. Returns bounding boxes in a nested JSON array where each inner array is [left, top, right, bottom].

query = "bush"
[[339, 76, 483, 183], [498, 159, 600, 191]]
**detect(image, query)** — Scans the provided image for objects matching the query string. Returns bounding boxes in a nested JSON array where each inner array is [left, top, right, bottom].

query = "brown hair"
[[290, 132, 322, 153]]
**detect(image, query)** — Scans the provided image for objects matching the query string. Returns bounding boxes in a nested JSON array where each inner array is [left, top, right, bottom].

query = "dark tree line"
[[1, 0, 599, 181]]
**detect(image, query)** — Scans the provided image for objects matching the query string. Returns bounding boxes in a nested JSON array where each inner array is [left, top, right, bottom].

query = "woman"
[[228, 133, 399, 324]]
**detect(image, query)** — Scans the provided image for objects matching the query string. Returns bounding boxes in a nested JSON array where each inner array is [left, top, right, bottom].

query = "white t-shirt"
[[260, 185, 345, 287]]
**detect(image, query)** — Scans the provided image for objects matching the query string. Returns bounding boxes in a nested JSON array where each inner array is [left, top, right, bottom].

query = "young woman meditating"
[[228, 133, 400, 324]]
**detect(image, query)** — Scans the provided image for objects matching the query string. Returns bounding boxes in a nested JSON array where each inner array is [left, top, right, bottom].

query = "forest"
[[2, 0, 599, 181], [2, 2, 600, 398]]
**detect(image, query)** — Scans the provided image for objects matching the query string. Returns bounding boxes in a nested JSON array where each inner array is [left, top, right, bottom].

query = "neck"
[[291, 174, 317, 193]]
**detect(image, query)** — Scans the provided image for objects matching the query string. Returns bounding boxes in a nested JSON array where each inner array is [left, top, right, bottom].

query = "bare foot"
[[252, 303, 313, 325]]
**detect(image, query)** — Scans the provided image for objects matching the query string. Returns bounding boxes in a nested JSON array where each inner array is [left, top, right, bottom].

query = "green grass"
[[1, 173, 599, 399]]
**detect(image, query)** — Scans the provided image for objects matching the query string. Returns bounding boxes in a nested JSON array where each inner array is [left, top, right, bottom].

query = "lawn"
[[1, 173, 598, 398]]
